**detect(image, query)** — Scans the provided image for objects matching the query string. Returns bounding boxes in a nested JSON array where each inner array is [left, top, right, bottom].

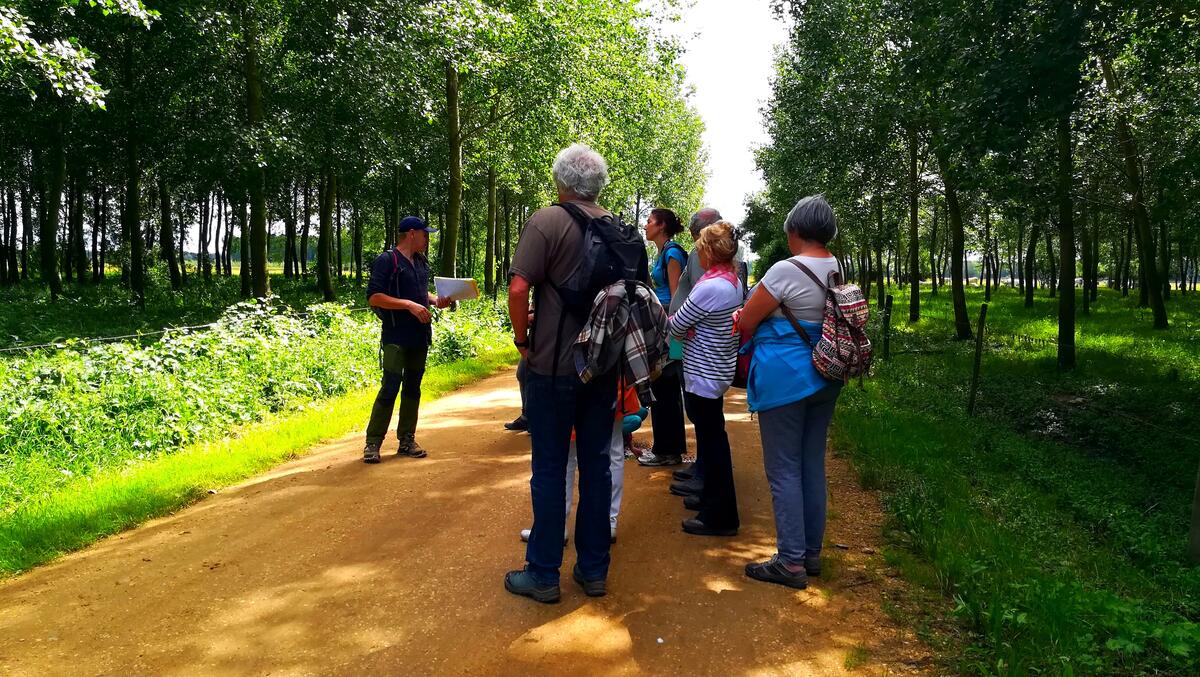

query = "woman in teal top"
[[733, 195, 843, 591], [639, 208, 689, 468]]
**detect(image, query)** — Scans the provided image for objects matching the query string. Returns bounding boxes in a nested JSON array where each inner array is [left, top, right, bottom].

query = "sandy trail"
[[0, 367, 930, 675]]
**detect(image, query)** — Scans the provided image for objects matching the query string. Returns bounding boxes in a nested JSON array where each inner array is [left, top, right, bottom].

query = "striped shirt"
[[668, 275, 744, 398]]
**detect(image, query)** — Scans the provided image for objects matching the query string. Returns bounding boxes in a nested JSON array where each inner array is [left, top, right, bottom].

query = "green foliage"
[[0, 295, 510, 515], [838, 284, 1200, 674]]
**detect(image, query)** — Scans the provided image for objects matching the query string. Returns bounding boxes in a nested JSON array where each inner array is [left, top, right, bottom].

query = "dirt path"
[[0, 368, 931, 676]]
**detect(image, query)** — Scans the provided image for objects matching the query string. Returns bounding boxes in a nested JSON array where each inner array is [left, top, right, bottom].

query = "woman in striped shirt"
[[668, 220, 744, 536]]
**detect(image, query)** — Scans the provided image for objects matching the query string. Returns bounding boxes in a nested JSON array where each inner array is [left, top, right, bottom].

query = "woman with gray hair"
[[732, 195, 843, 590]]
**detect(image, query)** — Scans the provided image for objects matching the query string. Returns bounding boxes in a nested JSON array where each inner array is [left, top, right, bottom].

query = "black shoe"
[[504, 415, 529, 432], [683, 494, 702, 511], [672, 465, 696, 482], [572, 564, 607, 597], [805, 556, 822, 577], [670, 478, 703, 497], [396, 433, 427, 458], [363, 442, 381, 464], [504, 569, 561, 604], [637, 451, 682, 467], [681, 518, 737, 537], [745, 555, 808, 589]]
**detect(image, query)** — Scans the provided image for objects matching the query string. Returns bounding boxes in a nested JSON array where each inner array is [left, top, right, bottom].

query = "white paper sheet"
[[434, 276, 480, 302]]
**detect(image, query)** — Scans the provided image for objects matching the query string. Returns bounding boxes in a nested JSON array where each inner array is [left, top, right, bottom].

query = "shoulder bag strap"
[[778, 304, 815, 348], [786, 258, 828, 290]]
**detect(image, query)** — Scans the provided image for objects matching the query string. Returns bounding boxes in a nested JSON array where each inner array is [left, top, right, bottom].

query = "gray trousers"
[[757, 384, 842, 564]]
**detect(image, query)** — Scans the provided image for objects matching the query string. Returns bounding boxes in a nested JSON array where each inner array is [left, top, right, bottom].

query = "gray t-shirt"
[[510, 200, 609, 376], [759, 255, 841, 322], [669, 242, 748, 315]]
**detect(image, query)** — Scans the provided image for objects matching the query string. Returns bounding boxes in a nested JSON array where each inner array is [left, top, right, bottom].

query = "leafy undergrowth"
[[0, 344, 517, 575], [837, 284, 1200, 675], [0, 296, 509, 513]]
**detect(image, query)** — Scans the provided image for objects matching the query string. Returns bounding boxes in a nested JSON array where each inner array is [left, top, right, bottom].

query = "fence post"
[[882, 294, 894, 361], [967, 303, 989, 416]]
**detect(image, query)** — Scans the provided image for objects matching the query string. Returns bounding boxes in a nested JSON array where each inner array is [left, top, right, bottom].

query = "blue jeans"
[[525, 369, 618, 585], [757, 384, 842, 565]]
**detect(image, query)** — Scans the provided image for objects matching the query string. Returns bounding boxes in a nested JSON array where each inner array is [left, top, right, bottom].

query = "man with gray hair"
[[668, 208, 748, 315], [504, 143, 621, 603]]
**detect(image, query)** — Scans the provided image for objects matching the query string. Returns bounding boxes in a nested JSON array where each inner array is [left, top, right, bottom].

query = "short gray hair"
[[689, 207, 722, 238], [784, 195, 837, 244], [552, 144, 609, 200]]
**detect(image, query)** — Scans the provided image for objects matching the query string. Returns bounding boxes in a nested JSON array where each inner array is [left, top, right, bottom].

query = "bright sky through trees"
[[668, 0, 789, 225]]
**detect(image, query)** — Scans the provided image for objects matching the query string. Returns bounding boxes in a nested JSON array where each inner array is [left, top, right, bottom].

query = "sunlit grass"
[[838, 282, 1200, 674], [0, 346, 517, 575]]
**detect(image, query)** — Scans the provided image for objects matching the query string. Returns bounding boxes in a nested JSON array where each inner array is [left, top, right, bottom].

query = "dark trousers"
[[648, 361, 687, 458], [684, 391, 738, 529], [525, 369, 618, 585], [516, 357, 528, 418], [365, 343, 428, 444]]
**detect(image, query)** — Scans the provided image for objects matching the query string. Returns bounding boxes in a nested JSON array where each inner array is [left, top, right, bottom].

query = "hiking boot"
[[805, 555, 822, 577], [504, 569, 561, 604], [670, 477, 703, 497], [363, 442, 381, 464], [672, 465, 696, 482], [638, 451, 682, 467], [504, 415, 529, 432], [683, 494, 703, 511], [397, 434, 427, 458], [520, 528, 568, 546], [572, 564, 607, 597], [682, 518, 737, 537], [745, 555, 808, 589]]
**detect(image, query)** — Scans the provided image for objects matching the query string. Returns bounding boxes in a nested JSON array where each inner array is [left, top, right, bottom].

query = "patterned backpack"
[[782, 259, 872, 382]]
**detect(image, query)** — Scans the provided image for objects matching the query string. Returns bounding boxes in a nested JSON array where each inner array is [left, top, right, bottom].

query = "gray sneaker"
[[637, 451, 682, 467], [363, 442, 381, 464], [397, 433, 427, 458]]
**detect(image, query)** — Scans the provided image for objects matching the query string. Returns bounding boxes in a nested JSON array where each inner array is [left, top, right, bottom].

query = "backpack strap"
[[779, 303, 815, 348], [786, 258, 829, 290], [554, 202, 591, 230]]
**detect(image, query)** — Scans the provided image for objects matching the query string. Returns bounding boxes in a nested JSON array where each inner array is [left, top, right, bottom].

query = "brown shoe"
[[397, 433, 427, 458]]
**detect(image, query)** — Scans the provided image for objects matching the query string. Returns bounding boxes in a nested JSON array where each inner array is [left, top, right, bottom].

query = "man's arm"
[[508, 274, 531, 358], [369, 292, 431, 323]]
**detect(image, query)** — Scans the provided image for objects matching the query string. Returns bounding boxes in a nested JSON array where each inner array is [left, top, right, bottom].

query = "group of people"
[[361, 143, 844, 604]]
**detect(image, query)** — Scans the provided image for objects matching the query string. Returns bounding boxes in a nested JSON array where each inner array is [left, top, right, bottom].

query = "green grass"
[[837, 283, 1200, 674], [0, 345, 517, 576]]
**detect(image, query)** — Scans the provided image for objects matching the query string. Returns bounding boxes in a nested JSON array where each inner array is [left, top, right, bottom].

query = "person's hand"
[[517, 346, 528, 358], [435, 295, 453, 310], [408, 301, 432, 324], [731, 308, 743, 336]]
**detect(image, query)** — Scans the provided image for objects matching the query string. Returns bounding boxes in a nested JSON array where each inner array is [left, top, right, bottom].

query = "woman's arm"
[[736, 283, 782, 336], [668, 293, 710, 340], [667, 256, 683, 297]]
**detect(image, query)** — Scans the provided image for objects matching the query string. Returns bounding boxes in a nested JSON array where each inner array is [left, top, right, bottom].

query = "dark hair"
[[784, 195, 837, 244], [650, 208, 683, 238]]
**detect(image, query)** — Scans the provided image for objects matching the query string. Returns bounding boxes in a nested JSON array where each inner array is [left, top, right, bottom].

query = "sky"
[[664, 0, 791, 225]]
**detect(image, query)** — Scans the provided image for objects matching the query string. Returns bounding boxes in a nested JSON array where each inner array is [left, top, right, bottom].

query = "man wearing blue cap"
[[363, 215, 451, 463]]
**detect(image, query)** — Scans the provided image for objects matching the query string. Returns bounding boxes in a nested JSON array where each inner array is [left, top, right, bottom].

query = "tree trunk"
[[1055, 117, 1077, 370], [20, 173, 32, 280], [1159, 217, 1170, 299], [317, 170, 336, 302], [238, 200, 251, 297], [353, 203, 362, 286], [72, 170, 87, 283], [336, 184, 343, 279], [929, 195, 939, 296], [484, 167, 497, 295], [503, 187, 512, 280], [1024, 222, 1040, 307], [244, 17, 269, 299], [440, 62, 462, 277], [1079, 194, 1091, 316], [1045, 229, 1057, 298], [157, 177, 182, 290], [983, 202, 992, 302], [935, 148, 972, 339], [42, 117, 65, 298], [284, 180, 296, 277], [907, 126, 920, 321], [1101, 58, 1166, 327]]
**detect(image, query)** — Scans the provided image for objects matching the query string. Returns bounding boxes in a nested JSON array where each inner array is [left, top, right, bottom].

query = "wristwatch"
[[513, 337, 528, 348]]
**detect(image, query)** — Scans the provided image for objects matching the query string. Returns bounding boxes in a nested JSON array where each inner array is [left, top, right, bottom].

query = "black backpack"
[[537, 202, 649, 375], [550, 202, 649, 318]]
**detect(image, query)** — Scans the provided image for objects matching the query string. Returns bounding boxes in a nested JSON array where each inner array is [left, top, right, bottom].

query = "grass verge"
[[0, 346, 518, 576]]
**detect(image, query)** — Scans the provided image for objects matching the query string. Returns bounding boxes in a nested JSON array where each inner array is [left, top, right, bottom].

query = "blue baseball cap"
[[398, 215, 437, 233]]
